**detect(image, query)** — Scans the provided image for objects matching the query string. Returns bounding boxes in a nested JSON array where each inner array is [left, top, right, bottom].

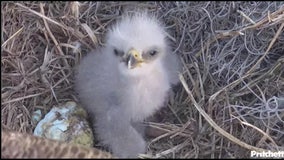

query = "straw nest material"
[[1, 1, 284, 158]]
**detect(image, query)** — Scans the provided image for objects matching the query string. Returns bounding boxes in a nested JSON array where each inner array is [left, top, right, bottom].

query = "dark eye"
[[114, 48, 124, 57], [148, 50, 158, 56]]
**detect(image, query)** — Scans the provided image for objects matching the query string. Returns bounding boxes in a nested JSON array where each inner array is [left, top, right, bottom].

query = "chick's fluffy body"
[[75, 13, 181, 158]]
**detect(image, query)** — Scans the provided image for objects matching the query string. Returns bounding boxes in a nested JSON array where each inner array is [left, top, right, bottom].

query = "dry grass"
[[1, 1, 284, 158]]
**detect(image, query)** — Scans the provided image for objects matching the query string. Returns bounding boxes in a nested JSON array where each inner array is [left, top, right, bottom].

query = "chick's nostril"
[[132, 52, 138, 58]]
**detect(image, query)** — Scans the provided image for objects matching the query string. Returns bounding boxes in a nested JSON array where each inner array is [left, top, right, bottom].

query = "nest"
[[1, 1, 284, 158]]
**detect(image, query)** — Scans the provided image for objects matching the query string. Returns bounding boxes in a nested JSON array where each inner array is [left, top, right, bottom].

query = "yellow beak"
[[126, 49, 144, 69]]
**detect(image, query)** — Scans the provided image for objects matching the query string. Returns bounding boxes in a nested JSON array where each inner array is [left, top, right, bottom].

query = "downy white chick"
[[75, 12, 181, 158]]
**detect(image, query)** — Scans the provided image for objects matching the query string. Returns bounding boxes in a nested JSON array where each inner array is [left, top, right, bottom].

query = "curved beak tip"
[[127, 49, 144, 69]]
